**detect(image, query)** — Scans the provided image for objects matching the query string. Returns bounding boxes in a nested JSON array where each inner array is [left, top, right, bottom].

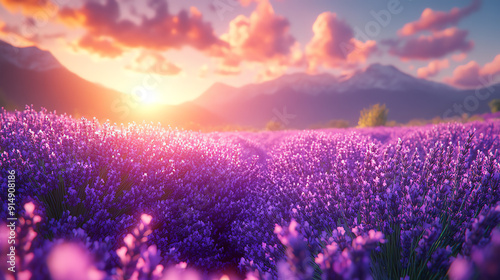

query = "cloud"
[[211, 0, 303, 78], [417, 59, 449, 78], [452, 53, 467, 62], [58, 0, 225, 53], [445, 54, 500, 88], [305, 12, 377, 72], [126, 51, 182, 76], [388, 27, 473, 60], [0, 0, 56, 16], [198, 64, 209, 78], [214, 64, 242, 76], [239, 0, 256, 7], [74, 34, 124, 58], [239, 0, 281, 7], [398, 0, 481, 36], [0, 18, 65, 44], [0, 20, 28, 40]]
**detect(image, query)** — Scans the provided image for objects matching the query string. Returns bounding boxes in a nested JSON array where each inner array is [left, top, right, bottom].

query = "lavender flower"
[[1, 107, 500, 279]]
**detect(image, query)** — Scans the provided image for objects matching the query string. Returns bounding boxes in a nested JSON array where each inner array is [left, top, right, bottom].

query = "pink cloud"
[[126, 51, 182, 76], [0, 19, 65, 46], [417, 59, 449, 78], [482, 55, 500, 76], [399, 0, 481, 36], [75, 34, 124, 58], [198, 64, 209, 78], [58, 0, 224, 53], [452, 53, 467, 62], [239, 0, 256, 7], [214, 63, 242, 76], [445, 54, 500, 87], [306, 12, 377, 72], [388, 27, 473, 60], [0, 0, 55, 16], [256, 63, 291, 81], [239, 0, 283, 7], [211, 0, 303, 77]]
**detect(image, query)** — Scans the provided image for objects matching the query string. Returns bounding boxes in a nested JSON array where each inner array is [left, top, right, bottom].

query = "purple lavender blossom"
[[1, 107, 500, 279]]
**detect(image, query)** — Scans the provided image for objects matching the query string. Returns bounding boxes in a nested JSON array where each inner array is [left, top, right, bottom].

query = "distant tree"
[[406, 118, 428, 126], [385, 120, 398, 127], [309, 119, 350, 129], [489, 99, 500, 113], [467, 115, 485, 123], [358, 104, 388, 127], [326, 119, 350, 128], [266, 120, 284, 131]]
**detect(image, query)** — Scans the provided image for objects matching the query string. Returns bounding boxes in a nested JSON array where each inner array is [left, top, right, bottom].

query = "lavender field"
[[1, 107, 500, 280]]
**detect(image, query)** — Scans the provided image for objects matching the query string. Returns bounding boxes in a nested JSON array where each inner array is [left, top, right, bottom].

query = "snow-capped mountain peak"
[[364, 63, 402, 76], [336, 63, 455, 93], [0, 40, 62, 71]]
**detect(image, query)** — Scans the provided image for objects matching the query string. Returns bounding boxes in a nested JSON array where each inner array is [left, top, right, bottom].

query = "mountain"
[[198, 72, 339, 108], [193, 64, 500, 128], [0, 40, 222, 127], [334, 64, 455, 93], [0, 40, 62, 71], [1, 40, 498, 129]]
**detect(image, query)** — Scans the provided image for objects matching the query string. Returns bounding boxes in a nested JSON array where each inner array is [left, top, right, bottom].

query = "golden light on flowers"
[[1, 0, 500, 279]]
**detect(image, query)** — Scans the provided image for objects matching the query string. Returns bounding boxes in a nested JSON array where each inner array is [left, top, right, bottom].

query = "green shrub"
[[309, 119, 350, 129], [489, 99, 500, 113], [358, 103, 388, 127], [326, 119, 350, 128]]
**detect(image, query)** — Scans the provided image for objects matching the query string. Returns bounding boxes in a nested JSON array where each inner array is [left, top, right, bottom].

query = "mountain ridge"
[[191, 64, 500, 128], [0, 41, 224, 127], [1, 40, 499, 129], [194, 63, 459, 105], [0, 40, 62, 71]]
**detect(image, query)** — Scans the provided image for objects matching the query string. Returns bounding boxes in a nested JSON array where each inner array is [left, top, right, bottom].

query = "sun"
[[135, 88, 160, 105], [131, 88, 168, 117]]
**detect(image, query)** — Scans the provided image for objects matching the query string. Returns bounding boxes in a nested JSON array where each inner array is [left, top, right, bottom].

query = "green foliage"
[[30, 160, 136, 239], [310, 119, 350, 129], [404, 114, 487, 127], [358, 104, 388, 128], [489, 99, 500, 113], [327, 119, 350, 128]]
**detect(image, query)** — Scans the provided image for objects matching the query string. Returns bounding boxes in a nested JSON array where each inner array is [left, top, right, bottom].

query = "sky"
[[0, 0, 499, 105]]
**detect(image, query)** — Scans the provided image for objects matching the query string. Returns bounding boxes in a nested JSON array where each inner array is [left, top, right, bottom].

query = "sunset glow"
[[3, 1, 500, 278], [1, 0, 499, 105]]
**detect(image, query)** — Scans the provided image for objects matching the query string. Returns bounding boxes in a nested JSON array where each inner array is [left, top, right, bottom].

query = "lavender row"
[[1, 107, 500, 279]]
